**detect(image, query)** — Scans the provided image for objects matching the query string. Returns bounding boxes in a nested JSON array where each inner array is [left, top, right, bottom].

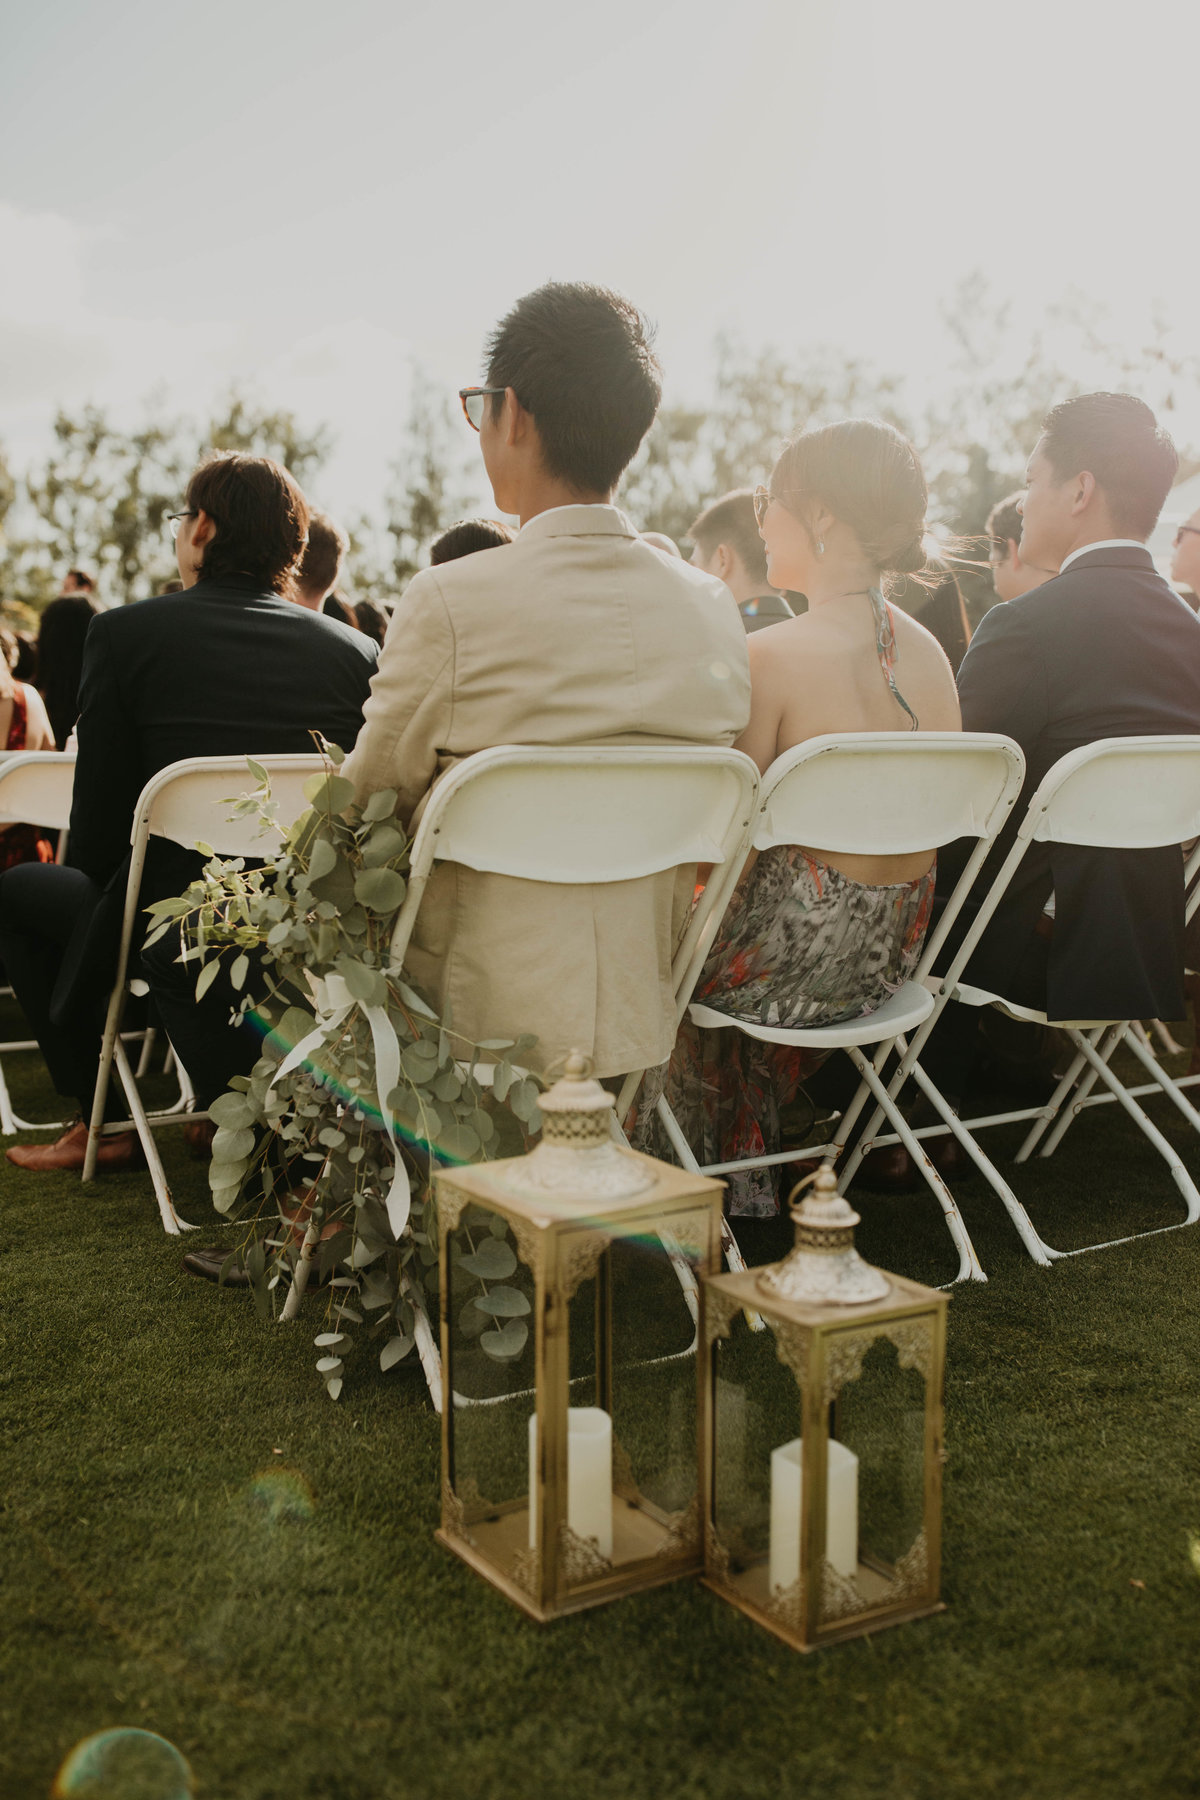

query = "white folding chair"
[[652, 732, 1029, 1285], [365, 744, 761, 1406], [83, 754, 326, 1234], [845, 736, 1200, 1262]]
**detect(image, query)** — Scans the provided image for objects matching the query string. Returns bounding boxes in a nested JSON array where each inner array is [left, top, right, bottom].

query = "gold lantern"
[[435, 1053, 724, 1622], [701, 1163, 948, 1651]]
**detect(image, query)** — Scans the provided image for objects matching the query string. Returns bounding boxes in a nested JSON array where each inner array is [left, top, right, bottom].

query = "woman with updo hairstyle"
[[634, 418, 961, 1222]]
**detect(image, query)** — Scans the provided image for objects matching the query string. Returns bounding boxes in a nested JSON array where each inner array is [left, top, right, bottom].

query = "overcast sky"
[[2, 0, 1196, 520]]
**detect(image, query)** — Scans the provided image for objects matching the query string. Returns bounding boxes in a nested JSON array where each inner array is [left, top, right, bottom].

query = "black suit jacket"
[[57, 577, 379, 1017], [955, 545, 1200, 1021]]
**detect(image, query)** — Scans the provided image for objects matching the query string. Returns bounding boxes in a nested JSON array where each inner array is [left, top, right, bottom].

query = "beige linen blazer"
[[344, 504, 751, 1077]]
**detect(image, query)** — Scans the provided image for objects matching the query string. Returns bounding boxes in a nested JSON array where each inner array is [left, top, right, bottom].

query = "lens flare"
[[52, 1729, 193, 1799], [247, 1466, 315, 1523]]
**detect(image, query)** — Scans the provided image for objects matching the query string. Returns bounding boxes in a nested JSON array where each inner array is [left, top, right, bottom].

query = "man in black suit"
[[955, 392, 1198, 1029], [1, 451, 378, 1174]]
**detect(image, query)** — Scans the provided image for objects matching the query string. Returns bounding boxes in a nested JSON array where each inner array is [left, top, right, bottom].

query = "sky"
[[2, 0, 1198, 524]]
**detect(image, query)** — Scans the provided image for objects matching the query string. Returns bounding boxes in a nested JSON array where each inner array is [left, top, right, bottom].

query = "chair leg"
[[83, 983, 127, 1184], [1033, 1026, 1123, 1161], [135, 1026, 156, 1080], [1120, 1023, 1200, 1136], [0, 1057, 17, 1137], [111, 1037, 197, 1235], [902, 1059, 1059, 1266], [844, 1048, 986, 1284], [1065, 1029, 1200, 1224]]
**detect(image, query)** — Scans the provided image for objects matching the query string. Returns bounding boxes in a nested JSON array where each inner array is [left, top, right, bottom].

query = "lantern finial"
[[756, 1159, 890, 1306], [492, 1049, 656, 1199]]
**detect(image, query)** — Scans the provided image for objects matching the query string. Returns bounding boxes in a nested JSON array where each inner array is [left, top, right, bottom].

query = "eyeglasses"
[[167, 510, 196, 541], [458, 387, 506, 431], [1174, 526, 1200, 548], [752, 485, 772, 527]]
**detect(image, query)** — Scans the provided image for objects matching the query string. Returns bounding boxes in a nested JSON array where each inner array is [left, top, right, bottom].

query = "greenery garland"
[[144, 747, 543, 1400]]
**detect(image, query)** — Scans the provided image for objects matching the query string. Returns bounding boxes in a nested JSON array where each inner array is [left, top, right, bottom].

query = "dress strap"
[[6, 683, 27, 752], [869, 588, 918, 731]]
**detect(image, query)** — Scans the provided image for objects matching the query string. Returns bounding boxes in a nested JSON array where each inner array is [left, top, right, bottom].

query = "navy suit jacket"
[[955, 545, 1200, 1021]]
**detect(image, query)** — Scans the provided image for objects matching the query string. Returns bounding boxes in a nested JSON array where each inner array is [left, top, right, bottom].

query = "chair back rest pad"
[[417, 748, 760, 883], [754, 733, 1025, 855], [142, 758, 325, 856], [0, 753, 76, 831], [1028, 737, 1200, 848]]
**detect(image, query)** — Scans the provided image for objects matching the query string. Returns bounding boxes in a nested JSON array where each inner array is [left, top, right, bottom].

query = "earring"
[[816, 539, 825, 558]]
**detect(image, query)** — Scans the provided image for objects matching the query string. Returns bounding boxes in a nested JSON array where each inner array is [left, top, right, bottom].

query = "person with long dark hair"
[[35, 593, 99, 748]]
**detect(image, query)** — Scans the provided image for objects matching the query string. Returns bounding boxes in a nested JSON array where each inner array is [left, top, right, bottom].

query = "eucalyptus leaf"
[[306, 837, 338, 880], [480, 1319, 529, 1360], [472, 1285, 531, 1318], [361, 824, 407, 868], [380, 1332, 414, 1371], [354, 866, 407, 913], [229, 952, 249, 992], [212, 1126, 256, 1162], [458, 1239, 517, 1280], [194, 958, 222, 1002], [362, 787, 399, 822], [208, 1092, 255, 1129]]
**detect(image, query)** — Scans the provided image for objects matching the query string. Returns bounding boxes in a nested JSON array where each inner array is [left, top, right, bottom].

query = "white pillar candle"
[[528, 1407, 613, 1560], [769, 1437, 859, 1593]]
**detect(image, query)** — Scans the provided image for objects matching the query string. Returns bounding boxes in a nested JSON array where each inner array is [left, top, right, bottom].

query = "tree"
[[384, 372, 483, 584]]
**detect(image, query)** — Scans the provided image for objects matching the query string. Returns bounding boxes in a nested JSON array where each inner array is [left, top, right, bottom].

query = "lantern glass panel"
[[442, 1203, 535, 1577], [819, 1325, 933, 1628]]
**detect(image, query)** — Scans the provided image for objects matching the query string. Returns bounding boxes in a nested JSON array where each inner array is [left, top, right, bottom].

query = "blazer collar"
[[1058, 542, 1155, 575], [517, 503, 639, 543]]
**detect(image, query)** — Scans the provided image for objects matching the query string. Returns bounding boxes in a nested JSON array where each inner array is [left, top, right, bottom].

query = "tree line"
[[2, 280, 1196, 628]]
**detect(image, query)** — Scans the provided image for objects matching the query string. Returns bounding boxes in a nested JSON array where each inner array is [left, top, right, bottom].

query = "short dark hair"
[[986, 491, 1024, 550], [485, 282, 661, 494], [430, 518, 515, 565], [297, 511, 349, 599], [185, 452, 310, 595], [1039, 392, 1179, 538], [689, 490, 770, 587], [65, 569, 95, 593], [351, 598, 389, 646]]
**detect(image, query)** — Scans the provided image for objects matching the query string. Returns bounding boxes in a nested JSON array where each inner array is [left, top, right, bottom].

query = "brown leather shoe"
[[6, 1120, 141, 1173], [183, 1245, 250, 1286], [183, 1118, 216, 1160], [853, 1133, 970, 1193]]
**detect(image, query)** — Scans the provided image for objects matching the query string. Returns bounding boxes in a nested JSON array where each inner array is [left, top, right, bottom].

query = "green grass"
[[3, 1009, 1200, 1800]]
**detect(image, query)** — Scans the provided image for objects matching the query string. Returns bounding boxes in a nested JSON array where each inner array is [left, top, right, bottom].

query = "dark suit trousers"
[[0, 863, 263, 1117], [0, 864, 112, 1115]]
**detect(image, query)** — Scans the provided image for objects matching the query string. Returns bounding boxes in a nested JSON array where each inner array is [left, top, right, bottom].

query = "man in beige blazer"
[[344, 282, 750, 1078]]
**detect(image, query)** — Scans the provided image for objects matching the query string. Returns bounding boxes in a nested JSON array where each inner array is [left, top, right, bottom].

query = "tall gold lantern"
[[435, 1054, 724, 1622], [701, 1164, 948, 1651]]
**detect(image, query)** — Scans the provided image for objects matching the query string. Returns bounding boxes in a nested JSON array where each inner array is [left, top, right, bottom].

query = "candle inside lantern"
[[769, 1437, 859, 1593], [528, 1407, 613, 1559]]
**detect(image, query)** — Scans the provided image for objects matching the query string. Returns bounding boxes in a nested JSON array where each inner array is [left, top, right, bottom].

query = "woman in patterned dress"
[[638, 420, 962, 1219]]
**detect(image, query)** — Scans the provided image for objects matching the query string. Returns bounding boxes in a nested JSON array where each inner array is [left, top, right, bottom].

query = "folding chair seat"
[[842, 735, 1200, 1262], [651, 732, 1029, 1285], [83, 754, 327, 1234]]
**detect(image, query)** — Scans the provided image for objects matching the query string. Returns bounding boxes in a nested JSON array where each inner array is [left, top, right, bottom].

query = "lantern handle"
[[784, 1157, 838, 1216]]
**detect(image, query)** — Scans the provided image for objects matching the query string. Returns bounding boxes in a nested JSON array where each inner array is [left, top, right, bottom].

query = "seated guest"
[[429, 518, 515, 564], [291, 511, 349, 612], [689, 489, 794, 633], [636, 420, 961, 1217], [322, 590, 358, 629], [11, 635, 36, 684], [57, 568, 96, 599], [951, 392, 1199, 1045], [1171, 503, 1200, 611], [35, 591, 100, 748], [0, 627, 57, 870], [892, 562, 972, 668], [344, 280, 750, 1079], [986, 489, 1054, 604], [1, 452, 378, 1174]]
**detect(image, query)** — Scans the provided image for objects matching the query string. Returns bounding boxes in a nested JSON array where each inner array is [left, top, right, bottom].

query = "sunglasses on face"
[[752, 485, 772, 527], [1174, 526, 1200, 548], [458, 386, 506, 431]]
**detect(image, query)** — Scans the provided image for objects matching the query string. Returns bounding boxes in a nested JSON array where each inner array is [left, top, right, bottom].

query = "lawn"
[[2, 1009, 1199, 1800]]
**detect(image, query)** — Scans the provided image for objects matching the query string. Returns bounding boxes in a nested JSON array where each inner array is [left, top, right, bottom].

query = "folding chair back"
[[755, 731, 1025, 858], [388, 745, 760, 977], [0, 752, 76, 831], [1018, 735, 1200, 849], [139, 754, 325, 859]]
